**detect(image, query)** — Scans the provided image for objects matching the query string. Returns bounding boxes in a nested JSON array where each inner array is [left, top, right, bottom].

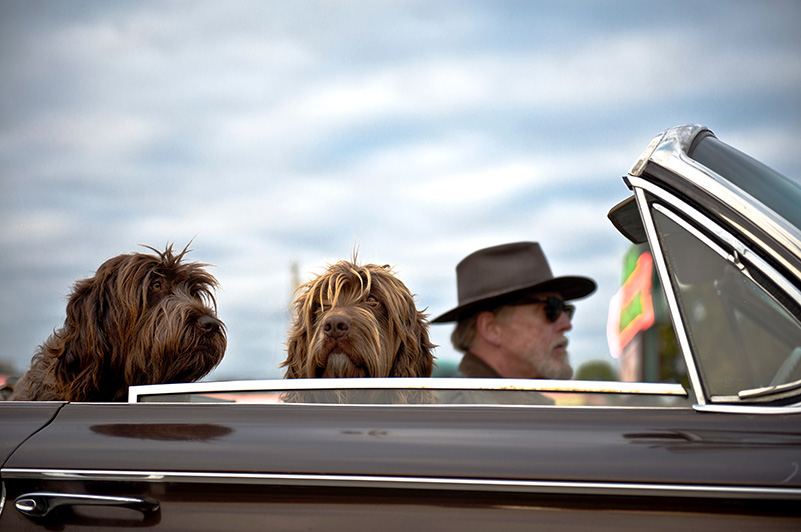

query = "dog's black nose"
[[197, 314, 223, 333], [323, 315, 350, 338]]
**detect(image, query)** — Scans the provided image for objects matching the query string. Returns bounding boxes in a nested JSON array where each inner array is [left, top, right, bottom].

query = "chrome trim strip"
[[694, 403, 801, 415], [3, 468, 800, 500], [629, 130, 668, 176], [633, 186, 707, 405], [630, 124, 708, 177], [129, 378, 687, 403], [740, 370, 801, 399]]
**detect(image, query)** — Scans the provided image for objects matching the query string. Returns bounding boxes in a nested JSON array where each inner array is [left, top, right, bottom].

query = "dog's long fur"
[[281, 260, 435, 403], [10, 245, 226, 402]]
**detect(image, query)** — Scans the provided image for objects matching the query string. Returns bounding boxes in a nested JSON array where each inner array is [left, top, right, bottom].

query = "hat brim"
[[431, 275, 597, 323]]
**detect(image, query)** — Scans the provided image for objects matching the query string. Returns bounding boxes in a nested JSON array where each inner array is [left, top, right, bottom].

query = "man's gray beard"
[[536, 353, 573, 380]]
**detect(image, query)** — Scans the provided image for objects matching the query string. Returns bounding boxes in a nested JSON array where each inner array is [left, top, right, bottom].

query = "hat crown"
[[457, 242, 552, 303], [432, 241, 596, 323]]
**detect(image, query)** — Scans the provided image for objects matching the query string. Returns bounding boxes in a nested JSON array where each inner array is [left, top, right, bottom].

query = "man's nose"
[[555, 310, 572, 332]]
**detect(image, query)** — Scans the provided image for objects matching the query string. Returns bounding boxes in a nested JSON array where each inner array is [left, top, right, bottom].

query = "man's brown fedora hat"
[[432, 242, 596, 323]]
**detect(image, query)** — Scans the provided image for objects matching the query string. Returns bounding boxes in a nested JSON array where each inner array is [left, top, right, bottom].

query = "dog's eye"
[[150, 280, 163, 291], [366, 295, 380, 307]]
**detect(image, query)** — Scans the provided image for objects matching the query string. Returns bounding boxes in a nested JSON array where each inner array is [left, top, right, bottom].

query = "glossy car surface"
[[2, 124, 800, 530]]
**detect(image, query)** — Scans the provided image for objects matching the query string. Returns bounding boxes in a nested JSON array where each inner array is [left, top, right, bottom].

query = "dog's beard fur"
[[281, 260, 436, 404], [313, 305, 393, 379], [10, 244, 226, 402]]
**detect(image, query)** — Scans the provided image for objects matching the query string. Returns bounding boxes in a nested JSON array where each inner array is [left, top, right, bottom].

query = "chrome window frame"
[[633, 183, 706, 405], [630, 176, 801, 410], [128, 377, 686, 404]]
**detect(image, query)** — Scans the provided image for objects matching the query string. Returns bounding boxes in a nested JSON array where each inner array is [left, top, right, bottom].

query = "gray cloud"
[[2, 0, 800, 380]]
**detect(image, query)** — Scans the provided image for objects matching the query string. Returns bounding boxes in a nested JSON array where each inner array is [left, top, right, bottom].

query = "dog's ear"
[[282, 287, 314, 379], [282, 329, 307, 379], [390, 307, 436, 378], [46, 275, 111, 400], [413, 315, 437, 377]]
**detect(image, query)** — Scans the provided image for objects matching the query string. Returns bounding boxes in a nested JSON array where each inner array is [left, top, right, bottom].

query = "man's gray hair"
[[450, 313, 478, 353], [451, 305, 515, 353]]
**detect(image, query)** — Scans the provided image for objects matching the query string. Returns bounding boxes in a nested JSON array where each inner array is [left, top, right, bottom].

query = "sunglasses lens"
[[544, 297, 574, 322], [514, 296, 575, 322], [543, 298, 558, 321]]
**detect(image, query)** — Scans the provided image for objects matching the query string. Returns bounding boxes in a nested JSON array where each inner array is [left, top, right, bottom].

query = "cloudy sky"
[[1, 0, 800, 381]]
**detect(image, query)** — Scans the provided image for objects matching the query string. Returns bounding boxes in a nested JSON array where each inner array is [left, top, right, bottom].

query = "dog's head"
[[48, 244, 227, 401], [282, 260, 435, 380]]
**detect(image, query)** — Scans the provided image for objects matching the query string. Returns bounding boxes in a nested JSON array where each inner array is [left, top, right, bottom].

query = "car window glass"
[[653, 208, 801, 399]]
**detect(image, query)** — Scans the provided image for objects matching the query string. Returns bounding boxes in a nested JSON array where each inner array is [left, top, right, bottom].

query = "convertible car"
[[2, 124, 800, 530]]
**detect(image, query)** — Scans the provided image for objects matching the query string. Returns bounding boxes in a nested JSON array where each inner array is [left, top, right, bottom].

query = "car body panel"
[[4, 402, 800, 489], [0, 403, 63, 465], [2, 401, 800, 530]]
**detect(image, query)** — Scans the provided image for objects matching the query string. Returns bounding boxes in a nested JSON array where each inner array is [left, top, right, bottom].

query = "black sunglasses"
[[514, 296, 575, 322]]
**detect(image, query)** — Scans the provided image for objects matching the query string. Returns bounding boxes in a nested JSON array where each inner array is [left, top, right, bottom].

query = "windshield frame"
[[634, 125, 801, 283], [630, 175, 801, 406]]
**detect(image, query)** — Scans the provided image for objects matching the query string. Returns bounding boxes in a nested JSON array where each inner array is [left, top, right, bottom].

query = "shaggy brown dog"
[[281, 260, 435, 403], [10, 245, 226, 402]]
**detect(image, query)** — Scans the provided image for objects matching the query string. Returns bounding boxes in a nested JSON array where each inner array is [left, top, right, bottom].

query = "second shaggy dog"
[[282, 260, 435, 381]]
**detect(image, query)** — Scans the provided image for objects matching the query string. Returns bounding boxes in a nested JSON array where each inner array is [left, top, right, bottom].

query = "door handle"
[[15, 491, 160, 518]]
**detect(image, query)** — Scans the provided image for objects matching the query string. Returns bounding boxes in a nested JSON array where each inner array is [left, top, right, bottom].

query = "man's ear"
[[476, 311, 502, 347]]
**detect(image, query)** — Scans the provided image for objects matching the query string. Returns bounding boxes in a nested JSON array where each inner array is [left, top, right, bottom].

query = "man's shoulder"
[[456, 352, 501, 378]]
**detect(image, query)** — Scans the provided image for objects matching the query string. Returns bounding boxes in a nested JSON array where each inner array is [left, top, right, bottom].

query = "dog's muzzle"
[[196, 314, 224, 333], [323, 314, 350, 339]]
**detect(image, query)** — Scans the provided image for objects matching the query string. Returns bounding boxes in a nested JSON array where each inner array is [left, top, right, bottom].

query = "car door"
[[2, 398, 800, 530]]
